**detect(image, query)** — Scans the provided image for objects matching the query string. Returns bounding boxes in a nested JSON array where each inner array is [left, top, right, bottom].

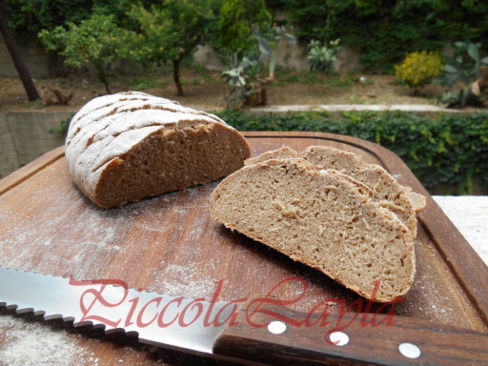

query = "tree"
[[218, 0, 272, 54], [39, 13, 124, 93], [0, 1, 39, 101], [125, 0, 219, 96]]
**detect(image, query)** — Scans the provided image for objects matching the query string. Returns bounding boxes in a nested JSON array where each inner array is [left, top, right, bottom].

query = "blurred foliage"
[[437, 41, 488, 87], [38, 13, 124, 93], [436, 41, 488, 108], [307, 38, 341, 73], [7, 0, 488, 74], [221, 25, 295, 107], [394, 51, 443, 93], [218, 0, 272, 54], [122, 0, 217, 66], [49, 112, 74, 134], [217, 109, 488, 194], [122, 0, 219, 95], [3, 0, 155, 39], [267, 0, 488, 72]]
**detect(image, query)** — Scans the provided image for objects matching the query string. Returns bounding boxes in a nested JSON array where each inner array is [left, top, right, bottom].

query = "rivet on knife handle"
[[212, 298, 488, 365]]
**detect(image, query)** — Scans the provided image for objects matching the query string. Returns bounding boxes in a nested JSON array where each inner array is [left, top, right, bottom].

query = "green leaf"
[[258, 38, 272, 56], [467, 43, 479, 61], [454, 41, 466, 49], [444, 64, 457, 73]]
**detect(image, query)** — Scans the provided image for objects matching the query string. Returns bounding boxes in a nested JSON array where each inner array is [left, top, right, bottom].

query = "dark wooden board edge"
[[1, 132, 487, 331]]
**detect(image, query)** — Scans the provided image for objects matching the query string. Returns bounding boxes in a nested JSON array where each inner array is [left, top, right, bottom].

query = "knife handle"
[[212, 299, 488, 365]]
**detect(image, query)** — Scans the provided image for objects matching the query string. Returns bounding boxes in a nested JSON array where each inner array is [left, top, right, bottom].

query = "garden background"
[[0, 0, 487, 194]]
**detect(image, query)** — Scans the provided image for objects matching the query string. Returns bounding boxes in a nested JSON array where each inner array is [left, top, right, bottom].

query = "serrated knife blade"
[[0, 267, 232, 356]]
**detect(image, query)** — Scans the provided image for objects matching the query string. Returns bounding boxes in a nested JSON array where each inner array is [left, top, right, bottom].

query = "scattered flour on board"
[[0, 315, 83, 366], [151, 262, 218, 299]]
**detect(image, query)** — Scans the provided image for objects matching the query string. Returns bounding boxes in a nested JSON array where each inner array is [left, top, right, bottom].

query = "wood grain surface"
[[0, 132, 487, 365]]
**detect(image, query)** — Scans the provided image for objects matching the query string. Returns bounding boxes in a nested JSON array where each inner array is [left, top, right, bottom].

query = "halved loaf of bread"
[[65, 91, 250, 208], [246, 146, 422, 237], [210, 158, 416, 302]]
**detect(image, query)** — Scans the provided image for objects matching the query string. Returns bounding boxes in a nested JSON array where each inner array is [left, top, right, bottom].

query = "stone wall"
[[193, 42, 363, 72], [0, 34, 62, 78], [0, 112, 70, 179]]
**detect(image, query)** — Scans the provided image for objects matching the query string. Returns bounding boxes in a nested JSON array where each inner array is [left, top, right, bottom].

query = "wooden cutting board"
[[0, 131, 487, 365]]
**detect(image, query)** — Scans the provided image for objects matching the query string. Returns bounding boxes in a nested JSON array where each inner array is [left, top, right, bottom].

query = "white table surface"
[[432, 195, 488, 266]]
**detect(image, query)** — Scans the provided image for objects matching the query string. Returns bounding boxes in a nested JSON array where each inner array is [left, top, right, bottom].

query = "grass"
[[21, 100, 45, 109], [303, 71, 321, 85]]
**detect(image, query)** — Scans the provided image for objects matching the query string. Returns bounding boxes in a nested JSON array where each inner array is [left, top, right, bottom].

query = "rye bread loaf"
[[246, 146, 421, 237], [210, 158, 415, 302], [65, 91, 250, 208]]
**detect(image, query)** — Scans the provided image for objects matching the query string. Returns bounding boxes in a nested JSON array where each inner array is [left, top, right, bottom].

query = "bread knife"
[[1, 267, 487, 365]]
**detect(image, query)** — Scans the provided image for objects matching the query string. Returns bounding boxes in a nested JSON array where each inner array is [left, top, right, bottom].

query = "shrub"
[[394, 51, 443, 94], [307, 39, 341, 73], [216, 110, 488, 194]]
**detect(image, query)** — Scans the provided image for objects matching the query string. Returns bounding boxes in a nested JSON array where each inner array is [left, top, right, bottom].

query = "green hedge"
[[216, 110, 488, 194]]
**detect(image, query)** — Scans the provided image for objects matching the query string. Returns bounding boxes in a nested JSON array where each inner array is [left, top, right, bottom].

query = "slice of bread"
[[65, 91, 250, 208], [246, 146, 422, 238], [302, 146, 417, 238], [210, 158, 416, 302]]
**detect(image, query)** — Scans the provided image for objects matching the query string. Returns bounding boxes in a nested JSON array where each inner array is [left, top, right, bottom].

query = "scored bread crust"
[[65, 91, 250, 208], [210, 158, 416, 302]]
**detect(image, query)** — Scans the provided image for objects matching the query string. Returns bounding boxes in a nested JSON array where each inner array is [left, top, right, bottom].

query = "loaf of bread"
[[210, 158, 415, 302], [65, 91, 250, 208], [246, 146, 423, 237]]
